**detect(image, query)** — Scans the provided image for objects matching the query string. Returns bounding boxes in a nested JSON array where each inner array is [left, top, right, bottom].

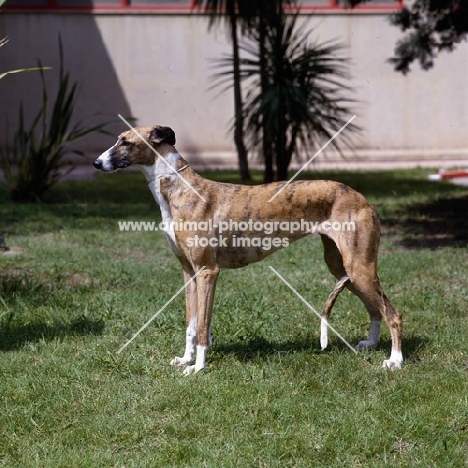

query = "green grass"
[[1, 167, 468, 467]]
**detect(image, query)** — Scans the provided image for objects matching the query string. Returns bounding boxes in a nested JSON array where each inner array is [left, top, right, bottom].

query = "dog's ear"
[[149, 126, 176, 146]]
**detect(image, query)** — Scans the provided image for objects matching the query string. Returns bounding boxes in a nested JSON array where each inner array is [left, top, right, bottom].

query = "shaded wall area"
[[0, 13, 133, 163], [1, 12, 468, 166]]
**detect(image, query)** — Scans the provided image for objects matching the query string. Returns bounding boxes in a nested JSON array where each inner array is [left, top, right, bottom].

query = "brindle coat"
[[94, 125, 403, 374]]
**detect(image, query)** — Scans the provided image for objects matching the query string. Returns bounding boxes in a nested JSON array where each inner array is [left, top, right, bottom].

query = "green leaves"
[[213, 8, 358, 180], [0, 37, 50, 81], [0, 67, 45, 81], [0, 41, 117, 202], [349, 0, 468, 73]]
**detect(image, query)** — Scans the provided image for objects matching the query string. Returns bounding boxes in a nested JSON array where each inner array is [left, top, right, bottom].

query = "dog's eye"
[[121, 140, 133, 147]]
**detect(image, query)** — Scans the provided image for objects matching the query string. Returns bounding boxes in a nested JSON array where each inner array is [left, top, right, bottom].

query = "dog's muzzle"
[[115, 158, 131, 169], [93, 156, 131, 172], [93, 159, 103, 169]]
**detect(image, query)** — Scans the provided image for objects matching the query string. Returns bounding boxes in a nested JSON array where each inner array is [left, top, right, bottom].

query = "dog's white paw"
[[170, 356, 193, 367], [182, 364, 204, 376], [356, 339, 377, 351], [382, 358, 402, 370], [382, 350, 403, 370]]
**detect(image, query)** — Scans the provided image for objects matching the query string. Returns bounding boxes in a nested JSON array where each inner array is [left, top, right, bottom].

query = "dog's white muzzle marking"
[[95, 146, 116, 172]]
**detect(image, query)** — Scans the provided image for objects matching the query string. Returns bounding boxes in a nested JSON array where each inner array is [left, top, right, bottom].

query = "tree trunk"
[[276, 104, 288, 181], [228, 7, 251, 182], [259, 14, 274, 183], [276, 152, 288, 180], [285, 127, 296, 171], [263, 138, 274, 183]]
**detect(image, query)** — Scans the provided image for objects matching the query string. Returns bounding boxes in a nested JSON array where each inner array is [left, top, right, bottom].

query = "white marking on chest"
[[148, 179, 180, 254], [139, 153, 183, 256]]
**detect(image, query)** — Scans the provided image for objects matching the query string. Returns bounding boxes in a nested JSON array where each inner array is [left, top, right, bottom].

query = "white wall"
[[1, 12, 468, 166]]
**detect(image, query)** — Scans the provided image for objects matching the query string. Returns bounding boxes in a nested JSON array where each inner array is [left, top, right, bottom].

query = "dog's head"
[[93, 125, 176, 172]]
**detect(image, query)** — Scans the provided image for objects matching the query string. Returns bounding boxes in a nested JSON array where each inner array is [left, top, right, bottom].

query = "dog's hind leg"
[[321, 275, 350, 350], [347, 270, 402, 368], [380, 294, 403, 369], [338, 237, 403, 369], [320, 235, 350, 350]]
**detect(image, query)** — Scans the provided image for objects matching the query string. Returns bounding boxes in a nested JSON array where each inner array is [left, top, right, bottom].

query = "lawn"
[[1, 167, 467, 467]]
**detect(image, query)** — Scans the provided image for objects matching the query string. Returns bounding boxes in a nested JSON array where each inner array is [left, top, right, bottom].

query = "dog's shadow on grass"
[[212, 336, 315, 362], [212, 333, 430, 365], [0, 316, 105, 352], [0, 270, 106, 351], [387, 193, 468, 250]]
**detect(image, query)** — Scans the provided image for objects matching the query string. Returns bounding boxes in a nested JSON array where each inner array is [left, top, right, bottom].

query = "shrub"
[[0, 43, 115, 202]]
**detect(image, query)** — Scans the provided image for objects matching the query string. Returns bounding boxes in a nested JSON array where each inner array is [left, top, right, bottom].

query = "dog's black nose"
[[93, 159, 103, 169]]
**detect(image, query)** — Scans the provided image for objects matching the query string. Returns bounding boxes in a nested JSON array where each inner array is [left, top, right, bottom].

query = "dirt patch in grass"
[[0, 246, 26, 256], [66, 272, 96, 288]]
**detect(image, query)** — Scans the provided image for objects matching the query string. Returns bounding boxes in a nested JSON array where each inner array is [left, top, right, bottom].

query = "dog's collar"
[[147, 163, 190, 184], [177, 164, 190, 173]]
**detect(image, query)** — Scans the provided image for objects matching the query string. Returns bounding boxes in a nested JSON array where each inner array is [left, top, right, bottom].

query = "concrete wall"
[[1, 12, 468, 167]]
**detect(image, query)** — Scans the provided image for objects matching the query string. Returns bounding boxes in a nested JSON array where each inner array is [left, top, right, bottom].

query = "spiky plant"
[[0, 42, 115, 202], [215, 9, 358, 181]]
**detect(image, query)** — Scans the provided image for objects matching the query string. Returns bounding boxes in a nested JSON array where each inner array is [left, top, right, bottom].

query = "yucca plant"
[[1, 0, 46, 80], [0, 36, 44, 80], [0, 43, 116, 202], [214, 9, 358, 181], [0, 37, 43, 81], [196, 0, 297, 181]]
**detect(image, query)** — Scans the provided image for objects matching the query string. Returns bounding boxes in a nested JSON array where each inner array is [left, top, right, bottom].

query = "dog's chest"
[[148, 179, 181, 255]]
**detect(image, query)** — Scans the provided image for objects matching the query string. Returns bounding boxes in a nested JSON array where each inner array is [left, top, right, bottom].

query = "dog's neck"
[[138, 150, 190, 209], [138, 150, 188, 255], [138, 150, 188, 185]]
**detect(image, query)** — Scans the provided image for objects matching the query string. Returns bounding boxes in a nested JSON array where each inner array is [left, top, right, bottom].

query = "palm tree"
[[236, 8, 358, 181], [194, 0, 296, 181], [193, 0, 256, 181], [196, 1, 357, 182], [199, 0, 297, 182]]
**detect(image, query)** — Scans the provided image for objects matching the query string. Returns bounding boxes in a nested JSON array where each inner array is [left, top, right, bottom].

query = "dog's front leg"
[[170, 268, 198, 367], [183, 266, 219, 375]]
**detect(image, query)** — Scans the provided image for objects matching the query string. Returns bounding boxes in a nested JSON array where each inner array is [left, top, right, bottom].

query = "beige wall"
[[1, 12, 468, 166]]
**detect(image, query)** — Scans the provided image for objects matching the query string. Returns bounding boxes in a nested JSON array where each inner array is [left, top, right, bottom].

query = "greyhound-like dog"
[[94, 125, 403, 374]]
